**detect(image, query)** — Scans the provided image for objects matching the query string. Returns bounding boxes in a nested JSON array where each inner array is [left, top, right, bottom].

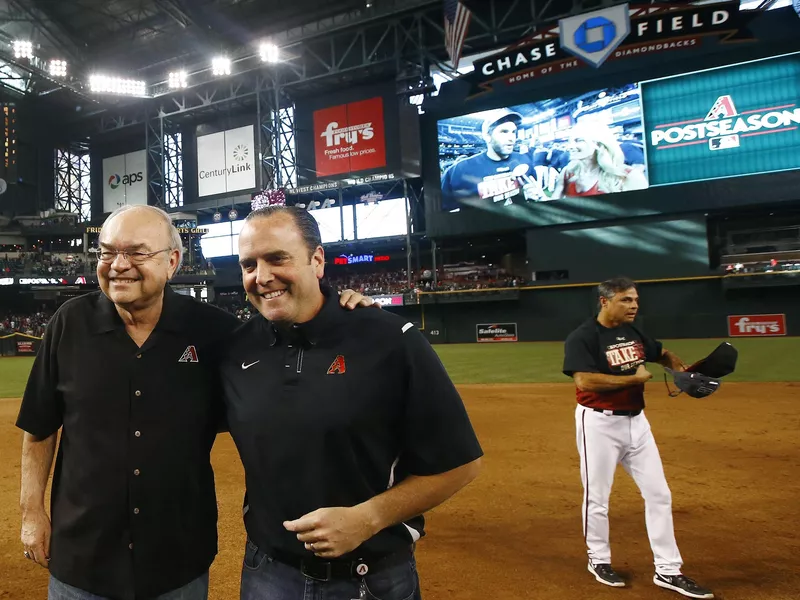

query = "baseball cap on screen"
[[481, 108, 523, 137]]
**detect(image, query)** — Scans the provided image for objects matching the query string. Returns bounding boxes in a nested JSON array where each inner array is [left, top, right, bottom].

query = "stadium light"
[[49, 60, 67, 78], [259, 43, 280, 63], [168, 71, 188, 89], [211, 57, 231, 76], [12, 40, 33, 59], [89, 75, 147, 97]]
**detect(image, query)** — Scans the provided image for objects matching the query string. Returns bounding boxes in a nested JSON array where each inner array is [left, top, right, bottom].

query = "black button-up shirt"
[[220, 291, 483, 560], [16, 286, 241, 600]]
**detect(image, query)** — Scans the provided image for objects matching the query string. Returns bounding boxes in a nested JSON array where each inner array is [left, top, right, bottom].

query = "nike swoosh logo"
[[241, 361, 260, 370]]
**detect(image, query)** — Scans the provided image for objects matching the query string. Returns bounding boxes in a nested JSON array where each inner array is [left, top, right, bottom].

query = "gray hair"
[[100, 205, 184, 273], [597, 276, 637, 309]]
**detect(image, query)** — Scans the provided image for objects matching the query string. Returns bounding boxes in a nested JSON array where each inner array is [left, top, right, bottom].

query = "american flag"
[[444, 0, 471, 70]]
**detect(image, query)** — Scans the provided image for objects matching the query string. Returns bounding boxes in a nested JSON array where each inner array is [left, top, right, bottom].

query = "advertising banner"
[[642, 53, 800, 186], [476, 323, 518, 342], [102, 150, 147, 213], [197, 125, 256, 197], [369, 294, 404, 307], [313, 97, 387, 178], [16, 339, 35, 354], [438, 83, 647, 211], [727, 314, 787, 337]]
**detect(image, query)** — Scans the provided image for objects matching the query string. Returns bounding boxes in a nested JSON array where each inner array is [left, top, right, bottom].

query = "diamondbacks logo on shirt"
[[605, 340, 644, 371], [327, 355, 346, 375], [178, 345, 199, 363]]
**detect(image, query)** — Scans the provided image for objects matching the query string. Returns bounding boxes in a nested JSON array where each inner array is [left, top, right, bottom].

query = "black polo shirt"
[[16, 286, 240, 600], [220, 291, 483, 560]]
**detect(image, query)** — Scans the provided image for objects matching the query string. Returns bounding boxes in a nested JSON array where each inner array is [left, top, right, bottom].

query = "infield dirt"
[[1, 382, 798, 600]]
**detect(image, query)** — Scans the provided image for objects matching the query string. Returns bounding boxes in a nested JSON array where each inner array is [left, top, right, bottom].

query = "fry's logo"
[[320, 121, 374, 148], [727, 314, 786, 337], [650, 95, 800, 151]]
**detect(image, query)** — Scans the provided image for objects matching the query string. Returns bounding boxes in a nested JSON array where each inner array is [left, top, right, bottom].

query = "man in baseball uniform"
[[562, 277, 714, 599]]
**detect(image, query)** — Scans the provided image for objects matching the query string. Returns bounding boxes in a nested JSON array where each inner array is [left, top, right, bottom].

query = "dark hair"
[[245, 205, 322, 259], [597, 277, 637, 307]]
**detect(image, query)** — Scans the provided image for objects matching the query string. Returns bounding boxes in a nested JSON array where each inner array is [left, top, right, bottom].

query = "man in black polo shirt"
[[16, 205, 372, 600], [221, 206, 483, 600], [562, 277, 714, 599]]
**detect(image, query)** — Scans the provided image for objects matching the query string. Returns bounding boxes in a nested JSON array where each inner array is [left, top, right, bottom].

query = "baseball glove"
[[664, 342, 738, 398]]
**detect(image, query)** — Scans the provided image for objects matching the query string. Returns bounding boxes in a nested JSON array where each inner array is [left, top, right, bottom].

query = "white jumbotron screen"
[[355, 198, 408, 239]]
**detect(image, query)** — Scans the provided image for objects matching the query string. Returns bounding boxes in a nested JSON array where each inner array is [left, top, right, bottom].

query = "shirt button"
[[129, 543, 134, 550], [135, 390, 141, 397], [134, 431, 141, 437], [133, 469, 140, 476], [136, 354, 142, 359], [133, 508, 140, 515]]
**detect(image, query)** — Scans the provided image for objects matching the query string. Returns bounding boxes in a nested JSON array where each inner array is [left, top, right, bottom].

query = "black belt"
[[593, 408, 642, 416], [266, 546, 412, 581]]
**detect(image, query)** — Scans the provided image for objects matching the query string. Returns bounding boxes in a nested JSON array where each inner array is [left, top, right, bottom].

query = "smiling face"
[[600, 287, 639, 325], [96, 208, 180, 311], [238, 212, 325, 325], [568, 135, 596, 161]]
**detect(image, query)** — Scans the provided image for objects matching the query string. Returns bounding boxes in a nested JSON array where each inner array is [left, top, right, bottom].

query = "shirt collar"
[[92, 285, 188, 335]]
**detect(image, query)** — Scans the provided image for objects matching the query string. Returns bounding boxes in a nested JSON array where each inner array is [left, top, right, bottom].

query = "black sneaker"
[[588, 562, 625, 587], [654, 573, 714, 599]]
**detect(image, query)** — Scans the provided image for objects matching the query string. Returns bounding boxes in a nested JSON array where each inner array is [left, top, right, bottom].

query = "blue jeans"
[[48, 572, 209, 600], [240, 539, 422, 600]]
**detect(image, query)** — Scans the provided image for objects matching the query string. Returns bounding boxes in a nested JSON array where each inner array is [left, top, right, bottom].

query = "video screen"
[[437, 84, 648, 211], [355, 198, 408, 239]]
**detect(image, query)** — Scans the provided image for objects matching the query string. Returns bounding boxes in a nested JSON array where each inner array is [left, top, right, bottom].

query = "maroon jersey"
[[563, 318, 662, 411]]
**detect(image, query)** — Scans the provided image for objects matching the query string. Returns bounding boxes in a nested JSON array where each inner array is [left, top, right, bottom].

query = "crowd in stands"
[[0, 312, 52, 338], [725, 258, 800, 275], [325, 265, 529, 295], [325, 270, 413, 296]]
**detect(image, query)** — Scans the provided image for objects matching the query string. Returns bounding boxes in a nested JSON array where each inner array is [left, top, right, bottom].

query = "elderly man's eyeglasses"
[[97, 248, 171, 264]]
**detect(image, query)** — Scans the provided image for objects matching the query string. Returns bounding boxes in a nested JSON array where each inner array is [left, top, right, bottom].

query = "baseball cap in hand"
[[481, 108, 523, 137]]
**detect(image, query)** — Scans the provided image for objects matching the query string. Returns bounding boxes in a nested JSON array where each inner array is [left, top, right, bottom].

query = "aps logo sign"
[[108, 171, 143, 189], [650, 95, 800, 151]]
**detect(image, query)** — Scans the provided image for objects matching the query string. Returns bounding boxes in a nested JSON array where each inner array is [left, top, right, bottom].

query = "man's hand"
[[284, 506, 376, 559], [21, 509, 51, 568], [635, 364, 653, 383], [338, 289, 379, 310], [522, 181, 545, 202]]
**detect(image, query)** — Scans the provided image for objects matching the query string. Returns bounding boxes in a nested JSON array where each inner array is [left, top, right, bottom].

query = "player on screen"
[[551, 123, 648, 199], [441, 109, 546, 209]]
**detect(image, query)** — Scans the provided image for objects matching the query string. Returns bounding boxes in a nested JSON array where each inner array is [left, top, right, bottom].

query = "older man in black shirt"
[[16, 205, 370, 600], [221, 206, 483, 600]]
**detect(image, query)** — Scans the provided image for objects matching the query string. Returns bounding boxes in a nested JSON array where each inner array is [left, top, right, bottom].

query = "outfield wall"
[[0, 334, 42, 357], [400, 278, 800, 344]]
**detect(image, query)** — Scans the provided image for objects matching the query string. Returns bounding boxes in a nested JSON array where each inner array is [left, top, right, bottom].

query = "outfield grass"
[[0, 338, 797, 398], [0, 357, 34, 398], [433, 337, 800, 384]]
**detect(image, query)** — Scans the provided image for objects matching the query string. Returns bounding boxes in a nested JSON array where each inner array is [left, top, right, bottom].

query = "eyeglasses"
[[97, 248, 172, 264]]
